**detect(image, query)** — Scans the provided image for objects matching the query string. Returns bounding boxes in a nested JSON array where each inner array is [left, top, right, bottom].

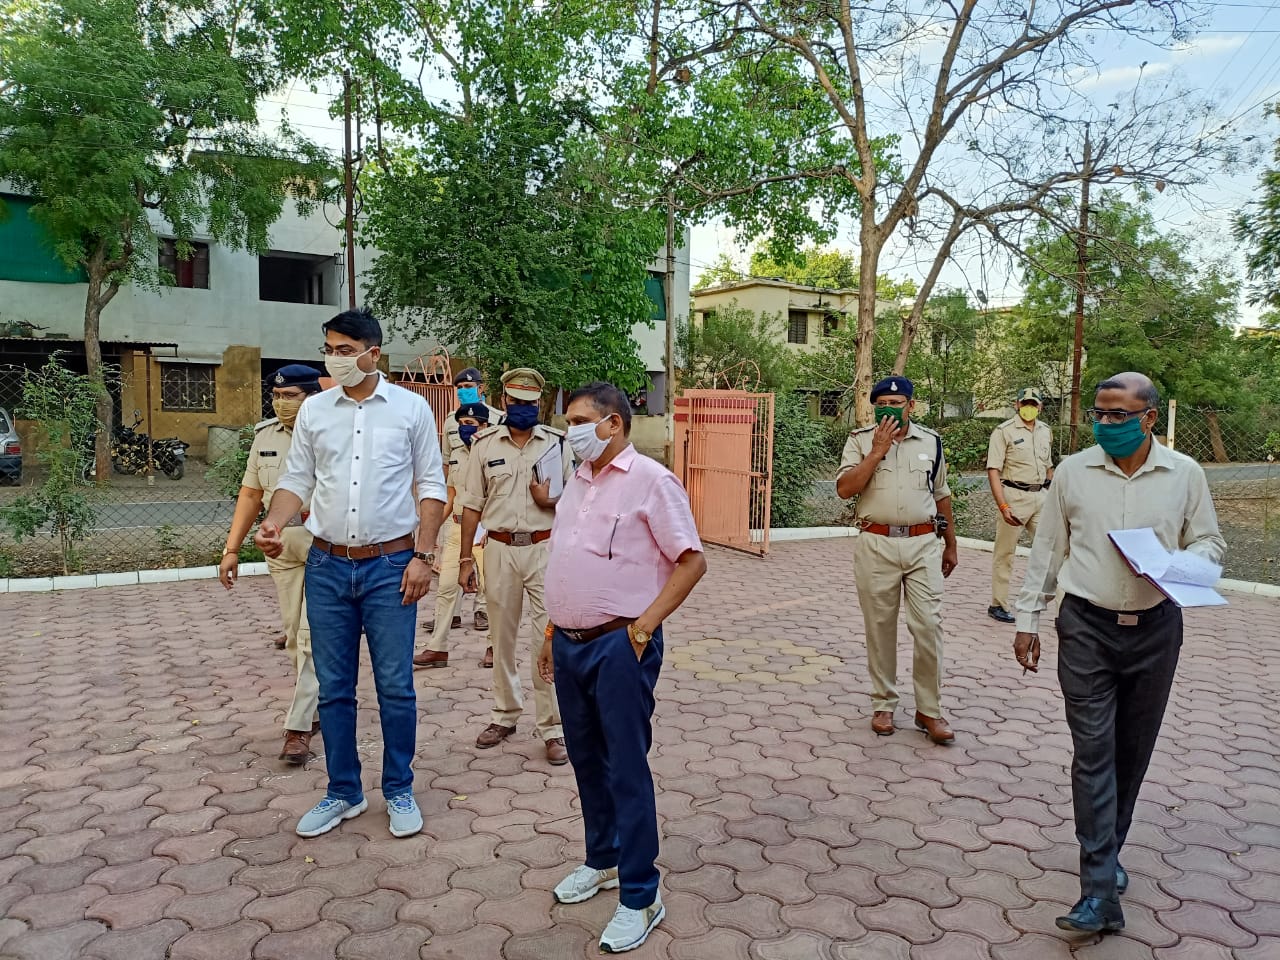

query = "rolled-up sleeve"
[[1014, 472, 1068, 634], [986, 427, 1007, 471], [835, 433, 862, 480], [412, 401, 448, 504], [1181, 464, 1226, 564], [276, 404, 317, 503], [644, 474, 704, 563]]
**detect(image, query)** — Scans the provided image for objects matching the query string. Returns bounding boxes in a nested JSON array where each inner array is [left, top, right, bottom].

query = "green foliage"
[[206, 425, 257, 500], [0, 355, 99, 574], [676, 303, 797, 392], [771, 392, 829, 528], [938, 419, 996, 472], [1235, 103, 1280, 309]]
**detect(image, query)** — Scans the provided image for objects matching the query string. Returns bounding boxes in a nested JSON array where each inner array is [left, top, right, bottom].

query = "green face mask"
[[873, 405, 907, 430]]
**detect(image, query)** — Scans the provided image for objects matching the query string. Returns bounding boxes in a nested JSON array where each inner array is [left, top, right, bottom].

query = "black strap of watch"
[[413, 551, 435, 565]]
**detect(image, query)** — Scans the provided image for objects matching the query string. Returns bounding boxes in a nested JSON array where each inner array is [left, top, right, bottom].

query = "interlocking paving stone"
[[3, 540, 1279, 958]]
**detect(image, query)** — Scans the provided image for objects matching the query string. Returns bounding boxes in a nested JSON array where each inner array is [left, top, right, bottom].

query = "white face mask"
[[567, 418, 611, 463], [324, 346, 374, 388]]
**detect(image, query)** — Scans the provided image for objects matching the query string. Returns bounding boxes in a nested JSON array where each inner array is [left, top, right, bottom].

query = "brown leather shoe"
[[476, 723, 516, 748], [871, 711, 895, 736], [273, 633, 287, 650], [480, 646, 493, 668], [413, 650, 449, 669], [545, 737, 569, 766], [914, 712, 956, 744], [474, 610, 489, 631], [280, 730, 312, 764], [424, 616, 462, 632]]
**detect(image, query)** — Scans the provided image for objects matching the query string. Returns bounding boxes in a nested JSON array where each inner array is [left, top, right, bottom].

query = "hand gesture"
[[400, 557, 433, 606], [530, 477, 554, 509], [1001, 506, 1023, 527], [537, 636, 555, 684], [868, 415, 900, 458], [941, 543, 958, 578], [1013, 631, 1040, 673], [255, 519, 284, 559], [218, 553, 238, 590]]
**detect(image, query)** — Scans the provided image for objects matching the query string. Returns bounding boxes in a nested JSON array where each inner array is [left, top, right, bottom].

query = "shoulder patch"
[[915, 424, 940, 437], [254, 417, 280, 432], [475, 425, 500, 439], [851, 425, 876, 435], [541, 425, 565, 438]]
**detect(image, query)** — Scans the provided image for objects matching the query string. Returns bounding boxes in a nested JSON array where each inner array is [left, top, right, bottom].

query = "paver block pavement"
[[2, 540, 1279, 958]]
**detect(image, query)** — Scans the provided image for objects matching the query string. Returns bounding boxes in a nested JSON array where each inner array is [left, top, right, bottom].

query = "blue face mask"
[[457, 386, 480, 404], [504, 403, 539, 431], [458, 424, 479, 447], [1093, 416, 1148, 458]]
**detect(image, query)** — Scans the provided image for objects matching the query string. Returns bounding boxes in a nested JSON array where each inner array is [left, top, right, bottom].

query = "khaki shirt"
[[455, 424, 573, 533], [987, 417, 1053, 485], [241, 420, 309, 516], [836, 421, 951, 526], [1014, 441, 1225, 633], [441, 406, 503, 460]]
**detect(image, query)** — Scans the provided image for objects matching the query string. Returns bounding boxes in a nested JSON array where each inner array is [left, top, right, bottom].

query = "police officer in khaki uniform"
[[218, 365, 323, 764], [428, 368, 502, 640], [457, 368, 573, 765], [836, 377, 959, 743], [414, 401, 492, 669], [986, 387, 1055, 623]]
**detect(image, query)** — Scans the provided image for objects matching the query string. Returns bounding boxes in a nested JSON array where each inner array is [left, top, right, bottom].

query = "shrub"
[[771, 392, 829, 528]]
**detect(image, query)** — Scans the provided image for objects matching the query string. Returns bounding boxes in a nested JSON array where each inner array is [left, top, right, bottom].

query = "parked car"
[[0, 407, 20, 485]]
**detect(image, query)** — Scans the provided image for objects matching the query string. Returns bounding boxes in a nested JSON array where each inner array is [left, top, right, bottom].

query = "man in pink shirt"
[[539, 382, 706, 954]]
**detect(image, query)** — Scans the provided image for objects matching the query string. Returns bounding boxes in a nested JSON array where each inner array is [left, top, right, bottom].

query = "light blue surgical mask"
[[457, 386, 480, 404]]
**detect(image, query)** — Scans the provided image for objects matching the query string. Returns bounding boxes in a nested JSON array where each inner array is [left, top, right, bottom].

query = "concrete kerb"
[[2, 529, 1277, 600]]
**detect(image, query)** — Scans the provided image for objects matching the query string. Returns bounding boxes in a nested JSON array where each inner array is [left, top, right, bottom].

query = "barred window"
[[161, 364, 216, 412], [819, 392, 841, 417], [787, 310, 808, 344]]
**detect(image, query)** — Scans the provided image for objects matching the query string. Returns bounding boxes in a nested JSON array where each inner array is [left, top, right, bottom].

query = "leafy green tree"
[[0, 356, 98, 574], [0, 0, 328, 476], [1235, 103, 1280, 310], [695, 245, 917, 300], [675, 302, 796, 392]]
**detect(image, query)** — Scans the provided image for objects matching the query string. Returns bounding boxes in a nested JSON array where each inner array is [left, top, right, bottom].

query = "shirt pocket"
[[583, 511, 634, 559], [909, 457, 934, 490], [484, 460, 516, 499], [1035, 433, 1052, 467], [373, 427, 409, 469]]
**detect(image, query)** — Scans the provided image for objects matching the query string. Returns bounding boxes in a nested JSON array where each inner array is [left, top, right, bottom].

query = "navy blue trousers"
[[553, 624, 663, 909]]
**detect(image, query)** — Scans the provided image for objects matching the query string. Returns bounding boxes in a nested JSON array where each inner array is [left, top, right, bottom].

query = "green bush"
[[938, 418, 995, 471], [771, 392, 829, 528], [205, 424, 256, 498]]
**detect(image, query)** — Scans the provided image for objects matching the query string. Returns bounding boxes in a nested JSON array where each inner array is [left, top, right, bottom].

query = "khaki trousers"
[[990, 486, 1046, 610], [484, 538, 562, 739], [266, 526, 320, 733], [423, 519, 487, 653], [853, 531, 944, 718]]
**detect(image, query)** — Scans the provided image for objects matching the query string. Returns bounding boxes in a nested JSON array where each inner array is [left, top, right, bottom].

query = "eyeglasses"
[[319, 344, 365, 357], [874, 398, 910, 408], [1086, 407, 1152, 425]]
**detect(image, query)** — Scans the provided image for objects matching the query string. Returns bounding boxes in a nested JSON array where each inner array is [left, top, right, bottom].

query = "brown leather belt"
[[311, 533, 415, 559], [1002, 479, 1045, 492], [487, 529, 551, 546], [556, 616, 634, 643], [860, 521, 936, 538]]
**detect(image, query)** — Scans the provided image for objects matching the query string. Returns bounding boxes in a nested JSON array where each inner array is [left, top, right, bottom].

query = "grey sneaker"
[[553, 864, 620, 904], [386, 792, 423, 838], [295, 796, 367, 838], [600, 893, 665, 953]]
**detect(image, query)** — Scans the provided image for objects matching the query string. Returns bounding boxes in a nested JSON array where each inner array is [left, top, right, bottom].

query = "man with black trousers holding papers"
[[1013, 372, 1225, 934]]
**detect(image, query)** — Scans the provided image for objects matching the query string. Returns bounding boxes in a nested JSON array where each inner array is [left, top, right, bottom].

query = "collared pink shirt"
[[545, 443, 703, 630]]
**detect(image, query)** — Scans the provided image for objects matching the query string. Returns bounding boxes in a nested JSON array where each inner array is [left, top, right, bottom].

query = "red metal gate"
[[672, 390, 774, 556], [396, 352, 457, 439]]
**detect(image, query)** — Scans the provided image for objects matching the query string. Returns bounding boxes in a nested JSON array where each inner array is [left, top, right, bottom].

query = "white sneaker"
[[599, 893, 664, 953], [553, 864, 620, 904], [386, 792, 423, 838], [295, 796, 368, 837]]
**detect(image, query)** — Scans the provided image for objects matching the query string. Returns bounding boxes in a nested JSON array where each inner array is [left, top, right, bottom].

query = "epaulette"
[[541, 424, 565, 437], [851, 424, 877, 434], [915, 423, 940, 437], [254, 417, 280, 432], [474, 424, 501, 440]]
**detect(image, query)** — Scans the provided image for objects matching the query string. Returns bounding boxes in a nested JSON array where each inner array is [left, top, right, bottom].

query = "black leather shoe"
[[1116, 864, 1129, 895], [1055, 897, 1124, 933], [987, 605, 1016, 624]]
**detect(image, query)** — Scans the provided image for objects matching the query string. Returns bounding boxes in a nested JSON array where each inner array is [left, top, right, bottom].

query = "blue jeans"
[[553, 624, 663, 908], [305, 546, 418, 803]]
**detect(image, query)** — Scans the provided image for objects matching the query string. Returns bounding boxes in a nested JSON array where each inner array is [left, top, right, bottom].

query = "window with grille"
[[787, 310, 808, 344], [158, 239, 210, 289], [823, 312, 839, 337], [161, 364, 216, 412], [819, 392, 841, 417]]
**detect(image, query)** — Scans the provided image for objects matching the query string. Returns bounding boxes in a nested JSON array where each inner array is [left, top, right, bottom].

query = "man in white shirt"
[[257, 308, 447, 840]]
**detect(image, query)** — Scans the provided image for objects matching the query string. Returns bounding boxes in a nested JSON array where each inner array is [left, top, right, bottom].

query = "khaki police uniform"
[[435, 404, 504, 627], [837, 421, 951, 718], [986, 416, 1054, 611], [457, 423, 573, 740], [422, 437, 488, 654], [242, 418, 320, 733]]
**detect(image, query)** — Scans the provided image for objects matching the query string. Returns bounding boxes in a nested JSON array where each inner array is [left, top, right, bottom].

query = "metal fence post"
[[1167, 398, 1178, 451]]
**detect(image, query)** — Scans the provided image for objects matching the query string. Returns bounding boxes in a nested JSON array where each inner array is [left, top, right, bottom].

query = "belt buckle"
[[1117, 613, 1139, 626], [562, 627, 586, 641], [510, 531, 533, 546], [888, 524, 909, 537]]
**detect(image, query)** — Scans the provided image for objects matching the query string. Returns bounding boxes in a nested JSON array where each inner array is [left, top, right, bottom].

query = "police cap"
[[456, 401, 490, 422], [501, 368, 544, 401], [456, 367, 483, 386], [870, 376, 913, 402], [270, 364, 323, 393]]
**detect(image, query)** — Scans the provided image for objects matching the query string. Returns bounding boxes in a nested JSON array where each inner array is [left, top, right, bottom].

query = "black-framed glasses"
[[1086, 407, 1152, 425], [319, 344, 364, 357]]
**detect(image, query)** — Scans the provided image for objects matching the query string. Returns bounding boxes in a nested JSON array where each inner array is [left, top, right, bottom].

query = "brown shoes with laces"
[[914, 712, 955, 744], [545, 737, 568, 766], [280, 729, 313, 765], [476, 723, 516, 748]]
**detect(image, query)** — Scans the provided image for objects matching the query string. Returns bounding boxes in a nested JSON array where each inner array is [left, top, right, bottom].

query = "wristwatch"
[[413, 551, 436, 566], [630, 626, 652, 646]]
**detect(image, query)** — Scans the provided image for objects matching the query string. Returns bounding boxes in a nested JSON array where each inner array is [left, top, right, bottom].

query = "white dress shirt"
[[277, 374, 447, 547]]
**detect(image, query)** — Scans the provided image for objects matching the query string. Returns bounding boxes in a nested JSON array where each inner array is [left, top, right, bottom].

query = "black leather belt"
[[1002, 479, 1045, 492], [1070, 594, 1172, 626], [556, 616, 634, 643]]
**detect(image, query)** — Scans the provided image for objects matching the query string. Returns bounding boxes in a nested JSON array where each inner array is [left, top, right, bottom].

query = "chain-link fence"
[[805, 408, 1280, 586]]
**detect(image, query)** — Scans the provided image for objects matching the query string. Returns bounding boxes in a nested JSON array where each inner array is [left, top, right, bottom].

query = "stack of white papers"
[[533, 444, 564, 498], [1107, 528, 1227, 608]]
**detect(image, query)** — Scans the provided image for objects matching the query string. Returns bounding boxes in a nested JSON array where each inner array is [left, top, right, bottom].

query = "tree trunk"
[[83, 246, 118, 483], [852, 212, 882, 427], [1205, 410, 1229, 464]]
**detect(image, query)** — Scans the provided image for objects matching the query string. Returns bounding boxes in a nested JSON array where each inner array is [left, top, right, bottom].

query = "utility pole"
[[664, 188, 677, 455], [1068, 125, 1092, 453], [342, 71, 358, 309]]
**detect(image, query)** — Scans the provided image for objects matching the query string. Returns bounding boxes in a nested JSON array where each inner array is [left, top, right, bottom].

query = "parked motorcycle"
[[83, 412, 189, 480]]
